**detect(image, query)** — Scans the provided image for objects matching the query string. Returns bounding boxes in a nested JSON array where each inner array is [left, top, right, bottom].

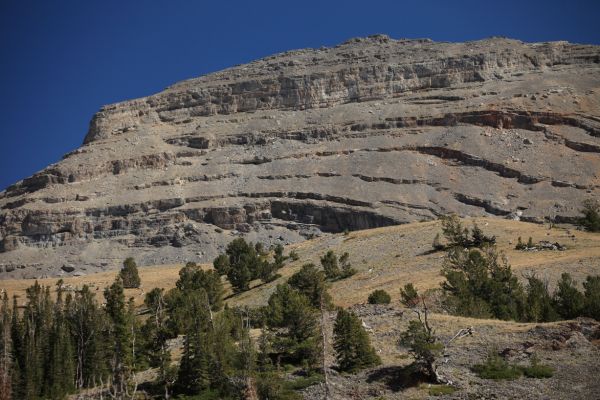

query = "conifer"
[[333, 309, 380, 372]]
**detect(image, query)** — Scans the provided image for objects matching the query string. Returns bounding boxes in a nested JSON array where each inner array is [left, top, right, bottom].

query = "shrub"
[[368, 289, 391, 305], [288, 250, 300, 261], [521, 356, 554, 378], [339, 252, 356, 278], [472, 351, 522, 380], [579, 199, 600, 232], [432, 233, 444, 251], [119, 257, 141, 288], [400, 283, 419, 307], [427, 385, 457, 396]]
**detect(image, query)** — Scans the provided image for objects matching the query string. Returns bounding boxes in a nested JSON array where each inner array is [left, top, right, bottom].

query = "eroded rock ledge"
[[1, 35, 599, 277]]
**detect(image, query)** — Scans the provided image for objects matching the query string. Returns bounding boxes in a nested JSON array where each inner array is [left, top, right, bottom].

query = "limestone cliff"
[[1, 35, 599, 277]]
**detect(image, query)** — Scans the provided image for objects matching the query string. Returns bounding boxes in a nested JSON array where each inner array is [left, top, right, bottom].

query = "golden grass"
[[3, 217, 600, 310]]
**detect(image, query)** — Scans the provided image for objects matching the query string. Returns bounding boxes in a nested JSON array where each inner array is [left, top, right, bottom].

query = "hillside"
[[4, 217, 600, 399], [1, 36, 600, 278]]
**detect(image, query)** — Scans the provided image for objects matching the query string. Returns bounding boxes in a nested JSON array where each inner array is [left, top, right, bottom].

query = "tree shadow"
[[366, 365, 430, 392]]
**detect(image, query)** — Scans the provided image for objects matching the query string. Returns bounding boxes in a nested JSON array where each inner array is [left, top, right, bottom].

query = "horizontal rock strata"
[[1, 35, 599, 277]]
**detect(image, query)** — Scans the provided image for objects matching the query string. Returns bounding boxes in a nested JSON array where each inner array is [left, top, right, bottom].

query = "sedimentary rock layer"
[[1, 35, 599, 277]]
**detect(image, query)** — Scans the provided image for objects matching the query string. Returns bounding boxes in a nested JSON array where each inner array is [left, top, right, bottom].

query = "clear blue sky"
[[1, 0, 599, 191]]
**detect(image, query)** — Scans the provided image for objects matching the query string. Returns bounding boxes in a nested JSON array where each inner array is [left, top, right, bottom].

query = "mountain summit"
[[1, 36, 599, 277]]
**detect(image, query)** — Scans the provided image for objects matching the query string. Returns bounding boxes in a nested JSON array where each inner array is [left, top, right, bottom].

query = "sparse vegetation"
[[521, 356, 554, 378], [472, 351, 522, 380], [119, 257, 141, 288], [320, 250, 355, 280], [368, 289, 391, 304], [427, 384, 458, 396], [579, 199, 600, 232], [333, 309, 381, 372]]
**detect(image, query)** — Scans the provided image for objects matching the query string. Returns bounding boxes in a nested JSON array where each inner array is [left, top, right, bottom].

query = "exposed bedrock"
[[1, 35, 600, 276]]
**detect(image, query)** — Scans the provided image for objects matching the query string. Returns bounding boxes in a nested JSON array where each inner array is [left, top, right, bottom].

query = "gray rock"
[[1, 36, 599, 277]]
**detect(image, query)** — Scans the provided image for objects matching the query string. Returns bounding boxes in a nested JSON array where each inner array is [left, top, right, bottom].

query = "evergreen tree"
[[525, 276, 558, 322], [10, 296, 23, 400], [68, 285, 109, 389], [333, 309, 380, 372], [320, 250, 340, 280], [225, 238, 259, 292], [104, 278, 134, 396], [441, 246, 525, 320], [440, 214, 470, 248], [175, 289, 212, 394], [583, 275, 600, 320], [400, 283, 419, 307], [212, 254, 230, 276], [339, 252, 356, 278], [579, 199, 600, 232], [0, 293, 11, 400], [288, 263, 331, 308], [553, 273, 585, 319], [176, 262, 224, 311], [46, 287, 75, 399], [119, 257, 141, 289], [143, 288, 175, 398]]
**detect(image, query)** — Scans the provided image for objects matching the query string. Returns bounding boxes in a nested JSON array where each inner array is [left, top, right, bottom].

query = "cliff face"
[[1, 35, 600, 277]]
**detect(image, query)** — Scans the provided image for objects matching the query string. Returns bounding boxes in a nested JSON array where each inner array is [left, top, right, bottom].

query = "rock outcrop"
[[1, 35, 599, 277]]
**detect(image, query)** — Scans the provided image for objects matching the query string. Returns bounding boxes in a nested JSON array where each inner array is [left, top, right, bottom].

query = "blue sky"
[[1, 0, 599, 190]]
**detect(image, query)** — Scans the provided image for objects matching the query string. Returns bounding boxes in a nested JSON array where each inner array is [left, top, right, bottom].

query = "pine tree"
[[68, 285, 109, 389], [104, 278, 134, 396], [320, 250, 340, 280], [553, 273, 585, 319], [175, 289, 212, 394], [10, 296, 23, 400], [0, 293, 11, 400], [143, 288, 174, 398], [583, 275, 600, 320], [333, 309, 380, 372], [46, 286, 75, 399], [119, 257, 141, 289], [525, 276, 558, 322], [288, 263, 331, 308]]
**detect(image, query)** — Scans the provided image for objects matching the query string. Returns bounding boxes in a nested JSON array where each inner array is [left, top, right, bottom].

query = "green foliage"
[[288, 250, 300, 261], [104, 278, 136, 394], [333, 309, 381, 372], [440, 215, 495, 249], [320, 250, 355, 280], [119, 257, 141, 289], [441, 246, 525, 320], [472, 351, 522, 380], [288, 263, 331, 308], [368, 289, 391, 305], [339, 252, 356, 278], [175, 262, 224, 311], [427, 385, 458, 396], [212, 254, 230, 276], [216, 238, 286, 293], [320, 250, 340, 279], [525, 276, 558, 322], [399, 320, 443, 377], [267, 285, 317, 344], [553, 273, 585, 319], [521, 356, 554, 378], [583, 275, 600, 320], [579, 199, 600, 232], [400, 283, 419, 308]]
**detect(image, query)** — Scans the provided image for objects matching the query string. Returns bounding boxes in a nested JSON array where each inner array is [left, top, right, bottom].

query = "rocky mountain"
[[1, 35, 599, 278]]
